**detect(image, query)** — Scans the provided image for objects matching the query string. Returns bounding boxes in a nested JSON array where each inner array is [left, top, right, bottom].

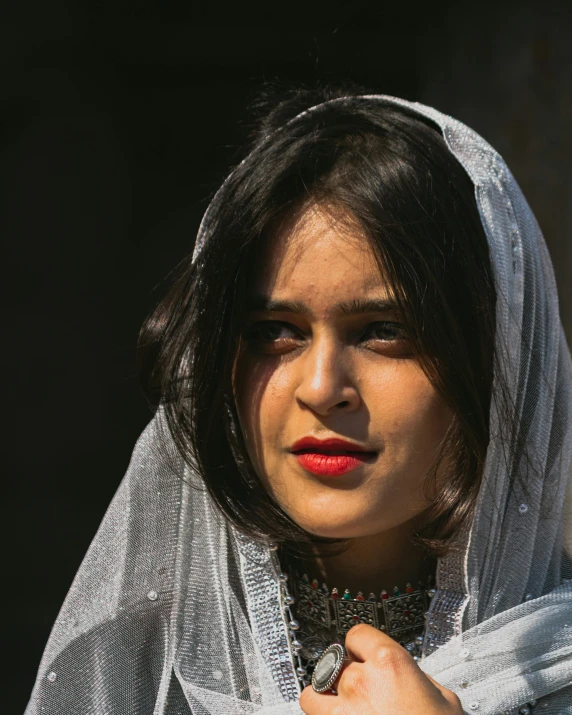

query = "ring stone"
[[311, 643, 347, 693]]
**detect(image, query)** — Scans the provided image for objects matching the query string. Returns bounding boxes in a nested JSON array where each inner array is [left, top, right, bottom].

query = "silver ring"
[[311, 643, 347, 693]]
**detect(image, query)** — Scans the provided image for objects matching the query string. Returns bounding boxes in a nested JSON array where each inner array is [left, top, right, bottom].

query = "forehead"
[[254, 205, 390, 300]]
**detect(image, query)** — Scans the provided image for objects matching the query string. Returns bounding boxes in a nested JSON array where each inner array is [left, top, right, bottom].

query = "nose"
[[294, 336, 361, 416]]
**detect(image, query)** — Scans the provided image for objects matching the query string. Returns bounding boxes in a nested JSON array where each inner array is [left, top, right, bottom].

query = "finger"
[[298, 683, 338, 715], [344, 622, 399, 662], [335, 660, 368, 698], [424, 673, 443, 689], [424, 672, 462, 704]]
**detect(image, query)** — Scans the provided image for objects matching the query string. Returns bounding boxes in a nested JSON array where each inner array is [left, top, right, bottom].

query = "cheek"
[[363, 361, 452, 459], [234, 353, 453, 538], [234, 353, 293, 465]]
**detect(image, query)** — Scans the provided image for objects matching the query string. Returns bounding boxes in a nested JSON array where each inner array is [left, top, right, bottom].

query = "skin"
[[299, 624, 462, 715], [234, 204, 461, 714]]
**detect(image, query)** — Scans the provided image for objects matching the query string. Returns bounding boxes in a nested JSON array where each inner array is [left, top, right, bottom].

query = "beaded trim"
[[276, 570, 309, 688]]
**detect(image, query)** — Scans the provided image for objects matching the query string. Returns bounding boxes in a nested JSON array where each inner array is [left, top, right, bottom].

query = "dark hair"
[[139, 85, 497, 557]]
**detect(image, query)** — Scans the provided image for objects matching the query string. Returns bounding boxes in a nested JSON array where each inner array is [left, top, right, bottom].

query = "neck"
[[297, 521, 435, 596]]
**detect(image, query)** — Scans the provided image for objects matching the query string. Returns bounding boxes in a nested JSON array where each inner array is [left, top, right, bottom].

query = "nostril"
[[337, 400, 350, 408]]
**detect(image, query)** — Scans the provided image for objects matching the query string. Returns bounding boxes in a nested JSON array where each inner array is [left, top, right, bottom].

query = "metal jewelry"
[[311, 643, 347, 693], [294, 572, 433, 640], [277, 558, 544, 712], [276, 553, 433, 691]]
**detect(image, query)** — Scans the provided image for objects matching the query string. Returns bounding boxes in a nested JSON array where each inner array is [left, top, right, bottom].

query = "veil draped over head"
[[26, 97, 572, 715]]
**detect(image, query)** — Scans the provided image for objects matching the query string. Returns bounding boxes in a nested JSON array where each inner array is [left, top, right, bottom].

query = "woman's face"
[[234, 205, 453, 539]]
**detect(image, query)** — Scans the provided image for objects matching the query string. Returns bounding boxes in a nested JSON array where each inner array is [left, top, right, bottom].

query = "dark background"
[[5, 1, 571, 712]]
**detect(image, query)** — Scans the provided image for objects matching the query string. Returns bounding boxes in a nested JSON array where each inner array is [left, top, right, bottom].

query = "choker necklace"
[[293, 572, 434, 640], [276, 563, 435, 689]]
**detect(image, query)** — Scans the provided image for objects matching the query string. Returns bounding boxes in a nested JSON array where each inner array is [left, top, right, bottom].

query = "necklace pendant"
[[299, 634, 329, 661], [334, 596, 379, 633], [382, 588, 429, 638], [292, 571, 430, 641], [296, 579, 332, 628]]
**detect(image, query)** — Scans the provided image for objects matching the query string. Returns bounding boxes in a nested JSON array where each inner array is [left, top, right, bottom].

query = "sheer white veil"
[[25, 96, 572, 715]]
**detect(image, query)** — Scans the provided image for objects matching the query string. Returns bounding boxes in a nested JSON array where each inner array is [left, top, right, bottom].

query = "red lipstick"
[[290, 437, 375, 477]]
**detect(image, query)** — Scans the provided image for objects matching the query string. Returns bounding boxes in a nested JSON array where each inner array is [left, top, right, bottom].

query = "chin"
[[292, 512, 381, 540], [288, 498, 419, 539]]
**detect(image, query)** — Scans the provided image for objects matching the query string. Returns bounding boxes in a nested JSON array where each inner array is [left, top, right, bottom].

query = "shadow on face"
[[234, 204, 453, 540]]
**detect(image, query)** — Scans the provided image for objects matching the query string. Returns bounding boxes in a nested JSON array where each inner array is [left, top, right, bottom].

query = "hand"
[[299, 624, 462, 715]]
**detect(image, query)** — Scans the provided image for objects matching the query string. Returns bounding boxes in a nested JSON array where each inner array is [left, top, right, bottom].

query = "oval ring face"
[[311, 643, 347, 693]]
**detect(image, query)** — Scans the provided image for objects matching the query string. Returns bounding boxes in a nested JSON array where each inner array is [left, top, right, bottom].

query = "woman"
[[26, 87, 572, 714]]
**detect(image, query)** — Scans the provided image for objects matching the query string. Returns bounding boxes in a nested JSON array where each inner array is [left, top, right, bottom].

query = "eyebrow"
[[248, 296, 400, 317]]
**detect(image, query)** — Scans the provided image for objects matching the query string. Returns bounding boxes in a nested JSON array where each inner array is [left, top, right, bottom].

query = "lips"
[[290, 437, 376, 477]]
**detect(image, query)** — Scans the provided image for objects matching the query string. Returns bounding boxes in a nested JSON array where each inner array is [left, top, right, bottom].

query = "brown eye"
[[360, 321, 412, 357], [245, 321, 303, 353], [362, 321, 407, 341], [248, 321, 298, 342]]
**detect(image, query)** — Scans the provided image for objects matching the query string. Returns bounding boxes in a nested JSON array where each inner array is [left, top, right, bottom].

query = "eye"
[[361, 321, 407, 341], [244, 320, 303, 353], [360, 321, 411, 356]]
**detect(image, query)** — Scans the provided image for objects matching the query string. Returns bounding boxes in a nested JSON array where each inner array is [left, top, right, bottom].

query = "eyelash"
[[361, 322, 407, 342], [245, 320, 408, 352]]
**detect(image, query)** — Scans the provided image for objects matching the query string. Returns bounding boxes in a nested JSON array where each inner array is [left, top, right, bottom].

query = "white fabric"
[[25, 97, 572, 715]]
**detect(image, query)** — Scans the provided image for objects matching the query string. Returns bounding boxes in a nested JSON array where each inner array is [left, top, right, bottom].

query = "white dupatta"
[[26, 97, 572, 715]]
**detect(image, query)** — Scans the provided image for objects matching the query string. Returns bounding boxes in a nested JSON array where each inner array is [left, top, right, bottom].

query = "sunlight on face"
[[234, 205, 453, 539]]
